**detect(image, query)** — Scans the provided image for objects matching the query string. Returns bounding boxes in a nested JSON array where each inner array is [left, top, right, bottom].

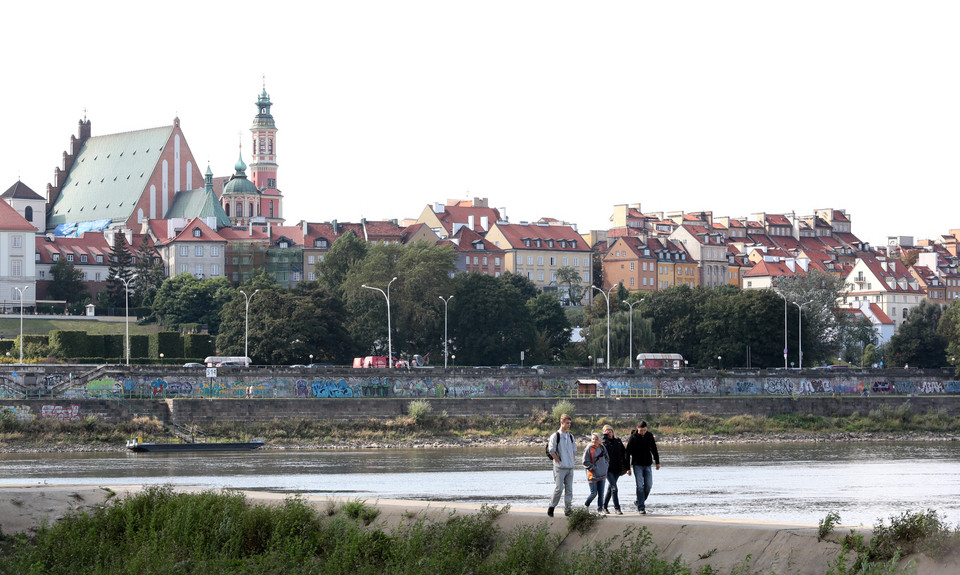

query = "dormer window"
[[535, 239, 541, 248], [193, 228, 202, 238], [559, 240, 566, 248], [67, 254, 74, 262], [80, 255, 88, 263], [52, 254, 59, 262], [523, 239, 531, 247], [570, 240, 577, 249], [96, 255, 104, 264], [314, 238, 329, 248], [547, 239, 554, 248], [279, 241, 289, 249]]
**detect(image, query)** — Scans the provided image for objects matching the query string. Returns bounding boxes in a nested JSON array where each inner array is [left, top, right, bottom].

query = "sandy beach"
[[0, 484, 956, 575]]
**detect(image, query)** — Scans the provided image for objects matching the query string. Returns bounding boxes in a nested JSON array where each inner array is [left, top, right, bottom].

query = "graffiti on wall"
[[661, 379, 719, 395], [311, 380, 354, 398], [0, 404, 34, 421], [41, 404, 80, 421]]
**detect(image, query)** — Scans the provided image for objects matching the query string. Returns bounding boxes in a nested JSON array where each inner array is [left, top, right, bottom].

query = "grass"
[[0, 317, 163, 337]]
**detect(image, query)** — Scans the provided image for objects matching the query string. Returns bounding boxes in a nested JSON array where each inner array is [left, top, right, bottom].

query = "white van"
[[204, 356, 252, 367]]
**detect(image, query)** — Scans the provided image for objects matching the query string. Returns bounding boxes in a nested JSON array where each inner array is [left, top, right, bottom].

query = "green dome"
[[223, 152, 258, 196]]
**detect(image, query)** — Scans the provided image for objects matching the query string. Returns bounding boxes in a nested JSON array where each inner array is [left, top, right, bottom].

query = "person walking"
[[582, 432, 609, 513], [601, 424, 628, 515], [546, 413, 576, 517], [624, 420, 660, 514]]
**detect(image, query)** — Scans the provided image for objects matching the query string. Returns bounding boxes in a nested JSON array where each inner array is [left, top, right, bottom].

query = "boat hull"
[[126, 441, 264, 453]]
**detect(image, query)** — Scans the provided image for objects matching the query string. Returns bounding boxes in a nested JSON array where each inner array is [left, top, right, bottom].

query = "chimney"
[[248, 220, 253, 236], [332, 219, 338, 235], [433, 202, 443, 213], [480, 216, 488, 230], [468, 214, 475, 230]]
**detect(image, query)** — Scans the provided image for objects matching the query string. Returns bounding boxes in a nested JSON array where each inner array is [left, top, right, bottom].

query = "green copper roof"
[[165, 187, 231, 228], [48, 125, 174, 229]]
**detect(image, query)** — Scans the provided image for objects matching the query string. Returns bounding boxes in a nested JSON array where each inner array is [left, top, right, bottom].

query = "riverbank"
[[0, 484, 956, 575], [0, 430, 957, 454]]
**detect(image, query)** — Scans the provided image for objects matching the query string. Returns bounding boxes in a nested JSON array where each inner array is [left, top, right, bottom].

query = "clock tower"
[[250, 84, 283, 223]]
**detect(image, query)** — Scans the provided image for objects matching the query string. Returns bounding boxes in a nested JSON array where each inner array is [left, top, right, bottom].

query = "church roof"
[[2, 180, 44, 201], [166, 188, 231, 228], [48, 125, 174, 228]]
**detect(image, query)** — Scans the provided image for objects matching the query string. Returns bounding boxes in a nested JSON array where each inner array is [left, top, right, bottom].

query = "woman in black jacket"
[[600, 424, 628, 514]]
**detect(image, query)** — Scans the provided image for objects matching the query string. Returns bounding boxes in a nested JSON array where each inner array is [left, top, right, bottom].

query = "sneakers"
[[639, 509, 647, 515], [547, 507, 555, 517], [615, 509, 623, 515], [599, 508, 608, 514]]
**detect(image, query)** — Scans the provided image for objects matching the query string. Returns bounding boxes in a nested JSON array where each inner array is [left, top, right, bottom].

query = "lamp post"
[[14, 286, 29, 364], [309, 354, 314, 365], [795, 300, 814, 369], [120, 277, 134, 366], [592, 285, 615, 369], [159, 352, 164, 366], [717, 355, 722, 370], [775, 291, 789, 369], [622, 298, 643, 369], [451, 354, 455, 368], [439, 295, 453, 368], [239, 289, 259, 362], [362, 277, 397, 368]]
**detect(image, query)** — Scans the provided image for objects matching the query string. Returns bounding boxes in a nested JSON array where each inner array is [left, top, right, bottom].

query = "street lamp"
[[239, 289, 259, 362], [717, 355, 722, 370], [159, 352, 164, 366], [120, 277, 135, 366], [622, 298, 643, 369], [775, 291, 789, 369], [439, 295, 453, 368], [795, 300, 814, 369], [362, 277, 397, 368], [309, 354, 314, 365], [451, 354, 455, 368], [14, 286, 29, 364], [592, 285, 615, 369]]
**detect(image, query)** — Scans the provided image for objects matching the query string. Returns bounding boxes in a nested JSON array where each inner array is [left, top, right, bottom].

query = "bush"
[[408, 399, 433, 425], [551, 399, 575, 421]]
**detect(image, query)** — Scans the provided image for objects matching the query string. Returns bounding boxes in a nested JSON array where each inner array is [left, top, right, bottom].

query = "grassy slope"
[[0, 317, 162, 337]]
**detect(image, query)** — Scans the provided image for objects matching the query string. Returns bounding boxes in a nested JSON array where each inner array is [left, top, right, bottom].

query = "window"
[[236, 203, 243, 217], [279, 241, 289, 249], [482, 256, 488, 265], [196, 264, 203, 277], [309, 272, 316, 281], [269, 201, 274, 218], [195, 246, 203, 257], [179, 264, 187, 274], [473, 256, 479, 265], [902, 309, 908, 319], [573, 258, 580, 267], [630, 262, 635, 271], [12, 235, 21, 248], [52, 254, 59, 262], [96, 255, 103, 264], [249, 202, 254, 217], [538, 270, 544, 281], [563, 257, 569, 266], [550, 256, 556, 266], [537, 256, 544, 266], [180, 246, 188, 256], [24, 206, 32, 222], [67, 254, 74, 262], [515, 254, 522, 265], [80, 254, 88, 263], [193, 228, 202, 238], [211, 264, 219, 276], [95, 272, 101, 281], [11, 260, 21, 277], [34, 253, 40, 262], [211, 247, 219, 257], [630, 277, 635, 286], [308, 255, 315, 264], [494, 257, 501, 266], [527, 256, 533, 265], [315, 239, 329, 248]]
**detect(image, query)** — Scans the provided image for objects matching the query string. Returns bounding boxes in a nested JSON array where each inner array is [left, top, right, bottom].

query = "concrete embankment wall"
[[2, 395, 958, 425]]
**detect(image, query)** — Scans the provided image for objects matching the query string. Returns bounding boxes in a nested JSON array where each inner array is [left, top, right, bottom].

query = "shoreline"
[[1, 430, 957, 454]]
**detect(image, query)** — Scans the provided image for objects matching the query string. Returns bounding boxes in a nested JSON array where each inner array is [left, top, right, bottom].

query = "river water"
[[1, 441, 957, 527]]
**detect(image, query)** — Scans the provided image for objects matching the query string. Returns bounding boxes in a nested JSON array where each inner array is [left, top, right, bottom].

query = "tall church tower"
[[250, 83, 284, 224]]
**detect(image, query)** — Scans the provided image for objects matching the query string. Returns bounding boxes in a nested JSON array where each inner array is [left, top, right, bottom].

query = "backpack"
[[545, 431, 571, 461]]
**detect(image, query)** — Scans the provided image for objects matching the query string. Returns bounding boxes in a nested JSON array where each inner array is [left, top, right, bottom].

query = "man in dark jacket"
[[601, 424, 628, 514], [624, 420, 660, 514]]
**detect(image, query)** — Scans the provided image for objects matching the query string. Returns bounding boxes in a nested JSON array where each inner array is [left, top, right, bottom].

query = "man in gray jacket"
[[547, 413, 576, 517]]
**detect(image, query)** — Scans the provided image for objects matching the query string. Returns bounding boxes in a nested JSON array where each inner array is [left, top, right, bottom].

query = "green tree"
[[773, 270, 849, 363], [132, 236, 166, 309], [696, 289, 792, 368], [47, 259, 87, 304], [835, 313, 878, 366], [316, 230, 367, 295], [939, 299, 960, 375], [102, 232, 134, 310], [500, 271, 539, 302], [152, 274, 234, 333], [448, 273, 535, 366], [556, 266, 585, 305], [639, 284, 710, 365], [889, 300, 947, 368], [525, 292, 571, 360]]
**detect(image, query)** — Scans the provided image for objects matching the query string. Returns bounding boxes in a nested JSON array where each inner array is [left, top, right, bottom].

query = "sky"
[[4, 1, 960, 247]]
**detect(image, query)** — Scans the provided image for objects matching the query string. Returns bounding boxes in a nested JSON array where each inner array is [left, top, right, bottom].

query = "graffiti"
[[947, 382, 960, 394], [359, 378, 391, 397], [296, 380, 310, 397], [165, 382, 193, 396], [199, 380, 232, 398], [312, 380, 355, 398], [735, 381, 758, 395], [41, 404, 80, 421], [87, 378, 117, 396], [446, 384, 485, 397], [0, 405, 33, 421], [870, 381, 895, 394], [661, 379, 719, 395], [486, 379, 514, 397], [42, 374, 67, 389]]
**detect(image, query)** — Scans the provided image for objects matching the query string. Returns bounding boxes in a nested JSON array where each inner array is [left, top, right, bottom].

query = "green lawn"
[[0, 317, 163, 338]]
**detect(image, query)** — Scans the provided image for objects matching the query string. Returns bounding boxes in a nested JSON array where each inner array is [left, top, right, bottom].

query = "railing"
[[571, 387, 665, 399]]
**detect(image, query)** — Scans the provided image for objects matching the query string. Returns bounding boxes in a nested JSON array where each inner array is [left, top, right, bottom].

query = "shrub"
[[551, 399, 575, 421], [408, 399, 433, 425], [566, 505, 602, 535], [819, 511, 841, 541]]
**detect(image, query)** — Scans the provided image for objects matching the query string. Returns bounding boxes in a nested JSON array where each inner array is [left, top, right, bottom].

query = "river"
[[1, 441, 957, 527]]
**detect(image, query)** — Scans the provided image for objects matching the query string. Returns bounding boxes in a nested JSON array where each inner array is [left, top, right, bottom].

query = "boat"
[[126, 436, 264, 453]]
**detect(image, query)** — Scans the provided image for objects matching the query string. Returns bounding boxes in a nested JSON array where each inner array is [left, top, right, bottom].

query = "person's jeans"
[[584, 479, 606, 510], [550, 466, 574, 510], [633, 465, 653, 511], [604, 469, 621, 511]]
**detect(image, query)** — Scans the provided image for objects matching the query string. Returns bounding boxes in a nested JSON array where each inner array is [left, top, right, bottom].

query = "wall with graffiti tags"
[[3, 365, 960, 402]]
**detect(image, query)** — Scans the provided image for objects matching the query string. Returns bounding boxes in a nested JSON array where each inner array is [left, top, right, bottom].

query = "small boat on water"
[[126, 436, 264, 453]]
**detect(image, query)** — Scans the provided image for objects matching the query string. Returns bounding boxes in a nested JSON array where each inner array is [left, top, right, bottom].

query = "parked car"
[[308, 363, 335, 368], [289, 364, 307, 368], [500, 364, 522, 369], [182, 362, 204, 368]]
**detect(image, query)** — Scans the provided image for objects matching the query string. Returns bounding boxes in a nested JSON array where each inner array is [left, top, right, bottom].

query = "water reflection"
[[1, 441, 957, 526]]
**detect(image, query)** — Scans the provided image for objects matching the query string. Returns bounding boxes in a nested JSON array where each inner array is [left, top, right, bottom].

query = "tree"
[[217, 280, 355, 365], [773, 270, 849, 363], [640, 284, 710, 365], [888, 300, 947, 368], [939, 299, 960, 375], [835, 313, 877, 366], [152, 274, 234, 333], [132, 236, 166, 309], [47, 259, 87, 305], [556, 266, 585, 306], [696, 289, 792, 368], [102, 232, 134, 310], [447, 273, 535, 366], [525, 292, 571, 360], [500, 271, 539, 302], [316, 230, 367, 295]]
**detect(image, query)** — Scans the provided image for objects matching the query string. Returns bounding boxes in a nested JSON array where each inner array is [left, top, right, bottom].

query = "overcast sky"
[[5, 1, 959, 247]]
